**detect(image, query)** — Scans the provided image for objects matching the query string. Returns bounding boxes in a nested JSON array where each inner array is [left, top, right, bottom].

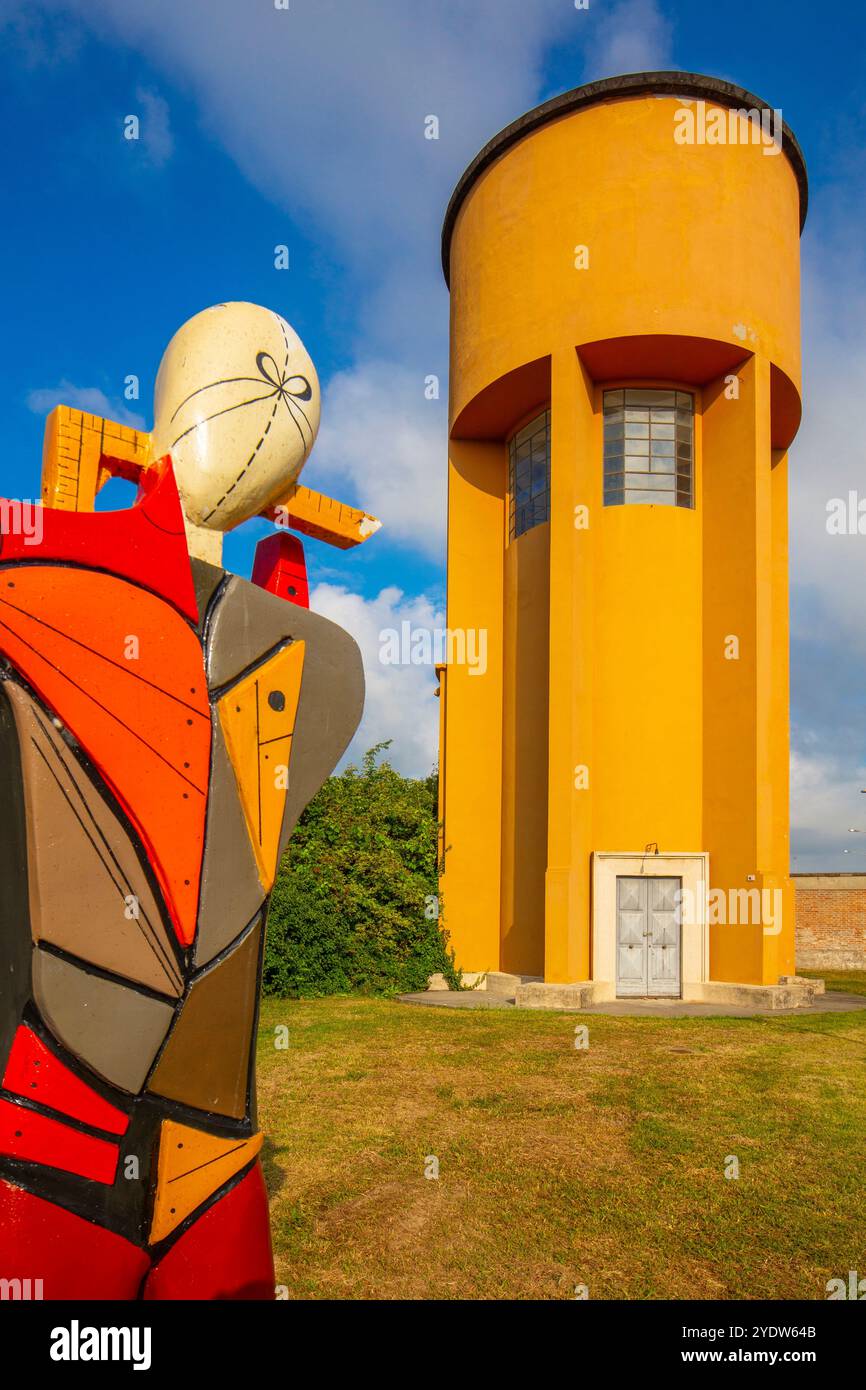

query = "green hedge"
[[262, 744, 459, 997]]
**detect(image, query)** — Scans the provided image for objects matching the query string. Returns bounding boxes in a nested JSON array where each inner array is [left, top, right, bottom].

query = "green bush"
[[262, 744, 459, 997]]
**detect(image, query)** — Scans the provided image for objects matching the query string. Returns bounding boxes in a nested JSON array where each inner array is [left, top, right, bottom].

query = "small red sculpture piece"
[[252, 530, 310, 608]]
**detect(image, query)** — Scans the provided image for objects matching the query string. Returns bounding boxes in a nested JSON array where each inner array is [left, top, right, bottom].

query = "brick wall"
[[793, 874, 866, 970]]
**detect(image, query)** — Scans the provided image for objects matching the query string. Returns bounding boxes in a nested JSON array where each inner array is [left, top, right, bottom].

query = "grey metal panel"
[[33, 948, 176, 1094], [189, 557, 226, 637], [204, 574, 364, 849], [194, 720, 265, 967]]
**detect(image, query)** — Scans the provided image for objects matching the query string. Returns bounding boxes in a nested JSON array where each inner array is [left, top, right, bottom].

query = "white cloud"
[[134, 86, 174, 168], [790, 255, 866, 659], [791, 748, 866, 872], [44, 0, 570, 357], [26, 380, 145, 429], [309, 582, 444, 777], [784, 149, 866, 866], [582, 0, 674, 80], [309, 362, 446, 561]]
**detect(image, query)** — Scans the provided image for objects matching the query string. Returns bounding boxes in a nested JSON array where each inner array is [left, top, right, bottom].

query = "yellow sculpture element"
[[41, 406, 150, 512], [40, 404, 380, 549], [265, 484, 382, 550], [217, 641, 305, 892], [149, 1119, 263, 1244]]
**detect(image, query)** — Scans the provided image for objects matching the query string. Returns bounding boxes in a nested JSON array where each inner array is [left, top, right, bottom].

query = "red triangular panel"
[[1, 1026, 129, 1136], [0, 457, 198, 623]]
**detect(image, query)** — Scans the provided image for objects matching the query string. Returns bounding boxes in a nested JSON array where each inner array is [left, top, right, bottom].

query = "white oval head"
[[152, 302, 320, 531]]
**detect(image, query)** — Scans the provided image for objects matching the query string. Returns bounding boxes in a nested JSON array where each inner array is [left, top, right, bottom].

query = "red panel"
[[451, 356, 551, 440], [0, 1179, 149, 1299], [0, 566, 211, 945], [143, 1162, 275, 1300], [0, 456, 198, 623], [2, 1026, 128, 1137], [252, 531, 310, 608], [576, 334, 751, 385], [0, 1097, 120, 1183]]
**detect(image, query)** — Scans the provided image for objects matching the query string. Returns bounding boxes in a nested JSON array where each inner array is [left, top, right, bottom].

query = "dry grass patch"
[[256, 994, 866, 1300]]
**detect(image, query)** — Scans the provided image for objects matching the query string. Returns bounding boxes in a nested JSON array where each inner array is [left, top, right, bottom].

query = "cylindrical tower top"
[[442, 71, 808, 284], [443, 71, 807, 447]]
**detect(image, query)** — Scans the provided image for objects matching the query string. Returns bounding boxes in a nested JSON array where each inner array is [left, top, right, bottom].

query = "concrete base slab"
[[399, 990, 516, 1010], [395, 989, 866, 1019], [486, 971, 542, 998], [695, 979, 825, 1010], [780, 974, 825, 997], [515, 981, 594, 1010], [460, 972, 488, 990]]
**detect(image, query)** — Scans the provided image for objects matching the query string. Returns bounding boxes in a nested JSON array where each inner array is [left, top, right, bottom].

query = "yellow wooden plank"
[[265, 483, 381, 549]]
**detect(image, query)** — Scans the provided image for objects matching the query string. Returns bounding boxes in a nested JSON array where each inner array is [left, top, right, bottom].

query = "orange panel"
[[149, 1120, 263, 1244], [0, 566, 210, 945], [218, 642, 304, 891]]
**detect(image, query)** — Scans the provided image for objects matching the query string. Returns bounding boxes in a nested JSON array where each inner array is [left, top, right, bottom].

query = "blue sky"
[[0, 0, 865, 869]]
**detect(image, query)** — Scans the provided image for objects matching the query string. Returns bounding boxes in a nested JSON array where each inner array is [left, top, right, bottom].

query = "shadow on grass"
[[260, 1134, 287, 1200]]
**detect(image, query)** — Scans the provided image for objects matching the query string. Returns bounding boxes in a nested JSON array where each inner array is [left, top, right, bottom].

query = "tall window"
[[508, 409, 550, 540], [603, 389, 693, 508]]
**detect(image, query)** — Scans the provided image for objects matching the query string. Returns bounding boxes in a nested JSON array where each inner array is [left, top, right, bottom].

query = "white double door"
[[615, 876, 681, 998]]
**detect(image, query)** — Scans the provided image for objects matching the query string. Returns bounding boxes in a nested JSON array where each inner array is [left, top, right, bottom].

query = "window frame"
[[600, 383, 697, 511], [507, 406, 551, 542]]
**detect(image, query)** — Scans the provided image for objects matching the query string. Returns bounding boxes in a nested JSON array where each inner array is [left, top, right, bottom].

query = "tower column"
[[441, 438, 505, 975], [544, 349, 595, 982], [702, 355, 795, 982]]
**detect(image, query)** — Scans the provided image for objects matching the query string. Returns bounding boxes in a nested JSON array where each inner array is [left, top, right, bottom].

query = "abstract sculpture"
[[0, 303, 378, 1299]]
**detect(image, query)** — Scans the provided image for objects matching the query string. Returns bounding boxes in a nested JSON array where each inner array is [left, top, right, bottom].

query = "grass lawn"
[[255, 991, 866, 1300]]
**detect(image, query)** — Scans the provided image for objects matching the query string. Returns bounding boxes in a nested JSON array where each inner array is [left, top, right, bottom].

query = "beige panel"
[[148, 920, 262, 1119], [7, 682, 183, 996]]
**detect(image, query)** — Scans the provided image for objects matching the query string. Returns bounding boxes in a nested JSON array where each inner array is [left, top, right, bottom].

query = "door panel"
[[616, 877, 647, 997], [648, 877, 681, 996], [615, 875, 681, 998]]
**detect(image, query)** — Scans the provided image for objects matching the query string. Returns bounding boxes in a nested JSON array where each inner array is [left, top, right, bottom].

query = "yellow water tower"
[[438, 73, 808, 1005]]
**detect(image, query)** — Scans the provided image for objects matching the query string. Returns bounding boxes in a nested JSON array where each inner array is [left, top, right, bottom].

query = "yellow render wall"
[[591, 387, 704, 856], [441, 439, 505, 972]]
